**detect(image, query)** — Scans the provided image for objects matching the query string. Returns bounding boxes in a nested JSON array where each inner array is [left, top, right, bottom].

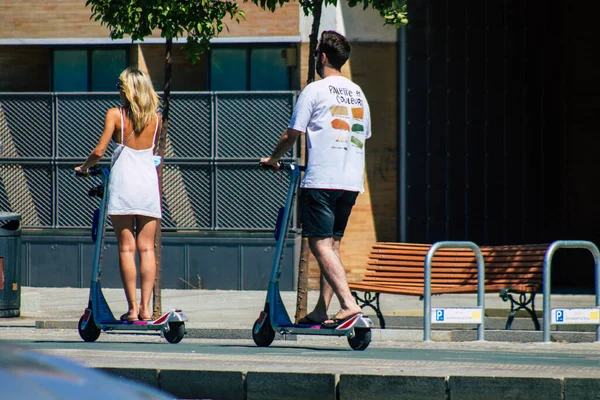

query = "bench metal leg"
[[499, 290, 540, 331], [352, 291, 386, 329]]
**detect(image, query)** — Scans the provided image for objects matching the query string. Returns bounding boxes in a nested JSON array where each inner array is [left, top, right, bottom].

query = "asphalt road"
[[2, 327, 600, 378]]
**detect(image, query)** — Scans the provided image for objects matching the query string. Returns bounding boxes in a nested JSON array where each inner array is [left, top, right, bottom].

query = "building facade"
[[2, 0, 596, 292], [0, 1, 399, 289]]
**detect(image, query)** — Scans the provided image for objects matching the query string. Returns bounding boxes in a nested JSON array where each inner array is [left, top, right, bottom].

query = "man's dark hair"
[[318, 30, 351, 71]]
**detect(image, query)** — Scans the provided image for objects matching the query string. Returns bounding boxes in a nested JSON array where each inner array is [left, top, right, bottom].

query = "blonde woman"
[[75, 67, 162, 322]]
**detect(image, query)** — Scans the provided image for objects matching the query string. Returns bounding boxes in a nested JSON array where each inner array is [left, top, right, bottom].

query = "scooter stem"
[[90, 169, 110, 284], [268, 164, 300, 284]]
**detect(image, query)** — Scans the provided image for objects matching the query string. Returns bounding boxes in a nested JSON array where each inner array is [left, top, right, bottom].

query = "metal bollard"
[[542, 240, 600, 343], [424, 241, 486, 342]]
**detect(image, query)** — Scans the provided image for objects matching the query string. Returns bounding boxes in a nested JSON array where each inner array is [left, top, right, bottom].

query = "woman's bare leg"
[[135, 216, 157, 320], [111, 215, 138, 319]]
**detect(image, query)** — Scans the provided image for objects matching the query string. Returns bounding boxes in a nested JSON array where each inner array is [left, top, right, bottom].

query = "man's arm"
[[260, 128, 302, 169]]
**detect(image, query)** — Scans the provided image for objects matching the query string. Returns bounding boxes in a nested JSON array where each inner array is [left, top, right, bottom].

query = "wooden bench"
[[349, 242, 548, 329]]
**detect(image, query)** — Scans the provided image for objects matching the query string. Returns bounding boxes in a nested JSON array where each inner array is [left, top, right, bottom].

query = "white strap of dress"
[[119, 107, 125, 143], [152, 113, 159, 151]]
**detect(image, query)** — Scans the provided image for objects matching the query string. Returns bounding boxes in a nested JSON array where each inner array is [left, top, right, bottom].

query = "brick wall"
[[136, 45, 208, 92], [0, 0, 111, 38], [0, 1, 299, 39], [0, 46, 50, 91], [0, 0, 398, 291]]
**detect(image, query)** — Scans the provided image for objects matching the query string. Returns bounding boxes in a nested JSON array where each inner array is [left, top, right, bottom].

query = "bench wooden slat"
[[365, 266, 543, 273], [363, 272, 541, 280], [371, 248, 547, 256], [349, 282, 540, 295], [370, 253, 546, 262], [374, 242, 548, 250], [368, 260, 543, 268], [350, 242, 547, 330]]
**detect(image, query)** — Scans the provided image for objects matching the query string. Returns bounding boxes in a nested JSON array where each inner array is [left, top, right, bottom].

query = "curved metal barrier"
[[424, 241, 486, 342], [543, 240, 600, 343]]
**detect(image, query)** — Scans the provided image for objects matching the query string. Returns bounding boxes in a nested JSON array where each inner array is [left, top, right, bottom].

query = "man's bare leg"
[[302, 273, 333, 323], [308, 236, 361, 322], [303, 237, 345, 322]]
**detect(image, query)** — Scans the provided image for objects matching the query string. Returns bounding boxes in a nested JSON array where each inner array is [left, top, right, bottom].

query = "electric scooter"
[[75, 166, 187, 344], [252, 162, 374, 351]]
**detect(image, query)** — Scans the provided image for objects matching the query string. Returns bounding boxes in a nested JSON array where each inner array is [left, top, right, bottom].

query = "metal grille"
[[161, 164, 212, 229], [0, 95, 52, 158], [216, 93, 295, 159], [0, 92, 297, 230], [0, 164, 52, 227], [57, 164, 103, 228], [217, 164, 290, 229], [57, 94, 120, 158], [167, 94, 212, 159]]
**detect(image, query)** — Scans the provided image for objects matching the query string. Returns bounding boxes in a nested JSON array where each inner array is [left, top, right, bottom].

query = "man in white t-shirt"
[[260, 30, 371, 327]]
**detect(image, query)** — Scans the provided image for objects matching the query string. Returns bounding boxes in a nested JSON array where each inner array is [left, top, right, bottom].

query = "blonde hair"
[[118, 67, 159, 134]]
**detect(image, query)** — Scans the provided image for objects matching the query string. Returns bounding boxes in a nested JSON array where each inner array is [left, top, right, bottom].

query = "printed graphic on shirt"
[[327, 85, 367, 153], [330, 105, 349, 117], [331, 118, 350, 131], [350, 136, 364, 149], [351, 108, 364, 120]]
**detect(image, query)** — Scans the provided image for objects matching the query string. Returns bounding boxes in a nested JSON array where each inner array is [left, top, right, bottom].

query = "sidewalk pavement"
[[5, 286, 600, 340], [2, 287, 600, 400]]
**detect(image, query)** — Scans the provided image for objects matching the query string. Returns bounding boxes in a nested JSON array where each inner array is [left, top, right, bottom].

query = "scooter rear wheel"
[[78, 314, 101, 342], [164, 322, 185, 344], [252, 317, 275, 347], [348, 328, 371, 351]]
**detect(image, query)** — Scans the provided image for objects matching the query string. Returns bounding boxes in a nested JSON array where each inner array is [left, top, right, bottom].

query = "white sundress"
[[107, 108, 162, 219]]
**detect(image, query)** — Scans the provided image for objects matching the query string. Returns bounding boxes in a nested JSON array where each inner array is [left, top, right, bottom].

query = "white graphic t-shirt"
[[289, 76, 371, 193]]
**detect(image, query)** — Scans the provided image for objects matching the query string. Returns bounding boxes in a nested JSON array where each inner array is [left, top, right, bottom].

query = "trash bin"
[[0, 212, 21, 317]]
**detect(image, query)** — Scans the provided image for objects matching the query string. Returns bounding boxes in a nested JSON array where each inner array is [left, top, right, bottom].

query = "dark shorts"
[[300, 189, 359, 238]]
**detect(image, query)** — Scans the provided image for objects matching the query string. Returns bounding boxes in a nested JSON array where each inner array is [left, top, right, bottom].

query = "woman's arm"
[[75, 108, 119, 174]]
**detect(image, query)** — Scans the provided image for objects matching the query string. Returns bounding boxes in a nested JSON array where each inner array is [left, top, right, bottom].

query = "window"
[[53, 48, 127, 92], [53, 50, 88, 92], [210, 46, 292, 91], [210, 48, 247, 91], [251, 48, 289, 91]]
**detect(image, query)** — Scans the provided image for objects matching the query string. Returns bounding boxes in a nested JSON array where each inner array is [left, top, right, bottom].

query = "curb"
[[100, 368, 600, 400], [30, 319, 600, 343]]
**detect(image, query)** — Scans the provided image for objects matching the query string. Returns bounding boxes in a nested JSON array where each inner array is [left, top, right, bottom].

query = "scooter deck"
[[88, 308, 187, 331], [274, 314, 374, 336]]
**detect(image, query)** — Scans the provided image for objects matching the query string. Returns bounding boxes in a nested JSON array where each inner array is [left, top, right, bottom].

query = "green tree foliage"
[[86, 0, 245, 63], [249, 0, 408, 27]]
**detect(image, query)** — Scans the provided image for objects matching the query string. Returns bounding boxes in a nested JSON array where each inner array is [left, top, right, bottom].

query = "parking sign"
[[436, 309, 445, 322], [552, 308, 600, 324], [431, 308, 482, 324]]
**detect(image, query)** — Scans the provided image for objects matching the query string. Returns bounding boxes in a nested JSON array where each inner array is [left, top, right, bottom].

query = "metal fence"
[[0, 92, 298, 230]]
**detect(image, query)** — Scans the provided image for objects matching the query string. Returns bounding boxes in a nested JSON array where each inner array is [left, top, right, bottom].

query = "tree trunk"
[[294, 237, 311, 322], [306, 0, 323, 85], [294, 0, 323, 323], [153, 37, 172, 319]]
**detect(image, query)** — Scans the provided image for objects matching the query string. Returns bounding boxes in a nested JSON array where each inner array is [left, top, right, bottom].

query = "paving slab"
[[2, 287, 600, 399]]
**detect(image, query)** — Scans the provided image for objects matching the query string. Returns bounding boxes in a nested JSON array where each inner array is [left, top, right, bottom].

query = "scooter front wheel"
[[164, 322, 185, 344], [252, 316, 275, 347], [348, 328, 371, 351], [78, 314, 101, 342]]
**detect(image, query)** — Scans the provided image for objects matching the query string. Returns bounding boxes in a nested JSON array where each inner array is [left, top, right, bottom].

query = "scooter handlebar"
[[73, 166, 107, 178], [259, 162, 305, 172]]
